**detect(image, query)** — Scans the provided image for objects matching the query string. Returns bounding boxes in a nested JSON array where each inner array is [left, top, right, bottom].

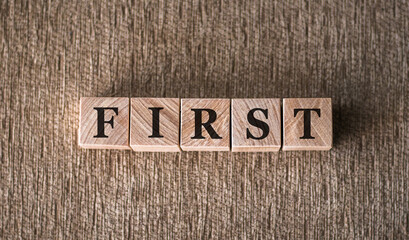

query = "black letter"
[[246, 108, 270, 140], [294, 108, 321, 139], [148, 107, 164, 138], [191, 109, 222, 139], [93, 107, 119, 138]]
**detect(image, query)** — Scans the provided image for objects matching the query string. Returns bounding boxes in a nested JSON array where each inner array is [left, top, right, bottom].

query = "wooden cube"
[[130, 98, 180, 152], [283, 98, 332, 151], [231, 98, 281, 152], [180, 99, 230, 151], [79, 97, 130, 149]]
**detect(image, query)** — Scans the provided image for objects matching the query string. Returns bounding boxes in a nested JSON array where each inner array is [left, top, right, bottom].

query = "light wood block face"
[[231, 99, 281, 152], [79, 97, 130, 149], [130, 98, 180, 152], [283, 98, 332, 151], [180, 99, 230, 151]]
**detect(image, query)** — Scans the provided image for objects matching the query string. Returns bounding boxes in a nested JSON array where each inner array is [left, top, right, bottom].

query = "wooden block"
[[231, 98, 281, 152], [283, 98, 332, 151], [79, 97, 130, 149], [130, 98, 180, 152], [180, 99, 230, 151]]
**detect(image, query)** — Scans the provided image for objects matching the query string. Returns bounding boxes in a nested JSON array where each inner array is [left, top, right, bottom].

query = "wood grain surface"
[[1, 0, 408, 239]]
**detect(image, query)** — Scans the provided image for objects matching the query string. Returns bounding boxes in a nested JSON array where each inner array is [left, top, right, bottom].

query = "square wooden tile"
[[130, 98, 180, 152], [283, 98, 332, 151], [231, 98, 281, 152], [79, 97, 130, 149], [180, 99, 230, 151]]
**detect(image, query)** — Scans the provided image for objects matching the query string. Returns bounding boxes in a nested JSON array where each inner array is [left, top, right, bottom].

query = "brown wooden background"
[[1, 0, 408, 239]]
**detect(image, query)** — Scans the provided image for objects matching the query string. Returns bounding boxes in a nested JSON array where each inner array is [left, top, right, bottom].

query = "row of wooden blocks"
[[79, 98, 332, 151]]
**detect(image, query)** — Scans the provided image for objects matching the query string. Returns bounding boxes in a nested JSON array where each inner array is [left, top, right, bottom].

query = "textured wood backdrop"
[[1, 0, 408, 239]]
